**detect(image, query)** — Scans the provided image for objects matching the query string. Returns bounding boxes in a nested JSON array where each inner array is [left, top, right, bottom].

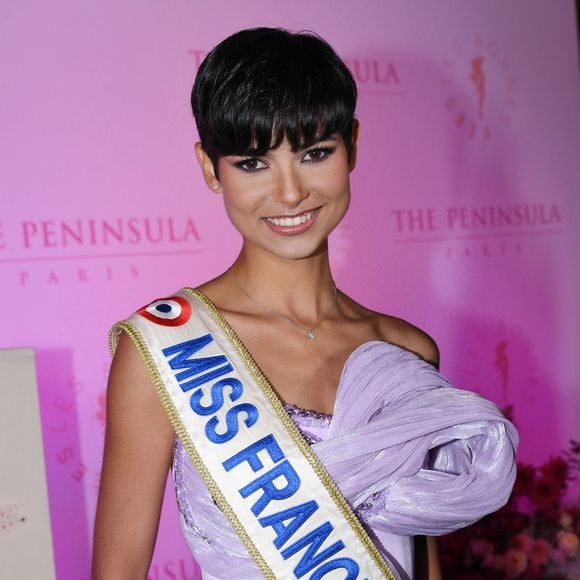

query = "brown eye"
[[243, 159, 259, 170], [302, 147, 334, 163], [233, 157, 267, 173]]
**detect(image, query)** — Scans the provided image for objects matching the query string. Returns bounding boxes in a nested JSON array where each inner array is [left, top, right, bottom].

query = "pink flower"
[[529, 538, 551, 565], [483, 552, 505, 571], [503, 548, 527, 577], [550, 547, 566, 566], [470, 538, 493, 558], [559, 511, 573, 530], [556, 530, 579, 557], [510, 532, 534, 555]]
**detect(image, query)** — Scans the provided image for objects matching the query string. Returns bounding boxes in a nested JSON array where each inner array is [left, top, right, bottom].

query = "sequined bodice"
[[283, 403, 332, 443]]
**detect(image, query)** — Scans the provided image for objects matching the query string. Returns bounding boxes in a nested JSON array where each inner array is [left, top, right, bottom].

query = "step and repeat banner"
[[1, 1, 579, 578]]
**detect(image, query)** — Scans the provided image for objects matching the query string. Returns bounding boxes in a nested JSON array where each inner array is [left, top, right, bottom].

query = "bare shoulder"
[[375, 311, 440, 368], [107, 330, 175, 425], [195, 273, 240, 312], [103, 331, 175, 480], [110, 330, 154, 386], [338, 294, 440, 368]]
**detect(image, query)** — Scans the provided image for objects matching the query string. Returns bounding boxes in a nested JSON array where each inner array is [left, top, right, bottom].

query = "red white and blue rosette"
[[138, 296, 192, 327]]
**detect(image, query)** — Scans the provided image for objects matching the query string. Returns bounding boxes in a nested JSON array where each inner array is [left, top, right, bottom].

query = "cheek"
[[316, 170, 351, 198], [309, 155, 351, 195], [219, 171, 268, 211], [221, 198, 253, 238], [222, 196, 249, 230], [221, 186, 264, 227]]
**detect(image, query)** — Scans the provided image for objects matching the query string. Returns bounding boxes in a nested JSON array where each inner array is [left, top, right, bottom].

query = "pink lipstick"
[[263, 208, 320, 236]]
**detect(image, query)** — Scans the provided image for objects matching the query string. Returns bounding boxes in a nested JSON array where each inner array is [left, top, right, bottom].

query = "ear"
[[195, 142, 222, 193], [348, 119, 360, 172]]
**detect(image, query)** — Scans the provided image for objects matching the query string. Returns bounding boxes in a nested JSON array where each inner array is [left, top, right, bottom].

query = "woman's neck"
[[228, 247, 336, 322]]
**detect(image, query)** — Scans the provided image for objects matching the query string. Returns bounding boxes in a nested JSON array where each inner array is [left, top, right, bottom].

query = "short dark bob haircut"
[[191, 27, 357, 172]]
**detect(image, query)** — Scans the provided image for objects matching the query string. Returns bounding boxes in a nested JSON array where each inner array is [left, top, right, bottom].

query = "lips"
[[263, 208, 320, 235]]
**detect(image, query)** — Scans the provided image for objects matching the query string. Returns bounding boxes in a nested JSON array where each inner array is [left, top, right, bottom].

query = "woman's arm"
[[414, 536, 442, 579], [92, 333, 175, 580], [427, 536, 442, 579]]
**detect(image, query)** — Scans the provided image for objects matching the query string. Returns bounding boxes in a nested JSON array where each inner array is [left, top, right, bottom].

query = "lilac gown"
[[172, 341, 518, 579]]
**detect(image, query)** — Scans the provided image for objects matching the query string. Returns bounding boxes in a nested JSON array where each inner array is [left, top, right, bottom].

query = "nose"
[[272, 166, 310, 207]]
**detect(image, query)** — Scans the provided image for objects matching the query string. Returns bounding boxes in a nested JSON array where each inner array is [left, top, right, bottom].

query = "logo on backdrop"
[[343, 56, 400, 95], [49, 376, 101, 503], [390, 202, 563, 258], [188, 49, 402, 96], [0, 215, 202, 286], [461, 319, 541, 410], [442, 34, 516, 140]]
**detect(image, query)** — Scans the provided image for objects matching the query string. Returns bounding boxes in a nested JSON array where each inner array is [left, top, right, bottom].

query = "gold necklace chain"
[[226, 268, 337, 340]]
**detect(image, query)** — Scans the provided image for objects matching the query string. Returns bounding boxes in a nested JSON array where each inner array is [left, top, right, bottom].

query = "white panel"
[[0, 349, 56, 580]]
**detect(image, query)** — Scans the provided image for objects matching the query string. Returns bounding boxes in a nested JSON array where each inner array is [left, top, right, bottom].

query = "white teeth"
[[267, 211, 314, 227]]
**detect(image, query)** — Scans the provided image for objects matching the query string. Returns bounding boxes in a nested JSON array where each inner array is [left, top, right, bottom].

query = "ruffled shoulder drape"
[[313, 341, 518, 536]]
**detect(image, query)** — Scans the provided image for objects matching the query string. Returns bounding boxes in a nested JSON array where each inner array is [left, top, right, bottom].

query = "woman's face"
[[197, 132, 356, 262]]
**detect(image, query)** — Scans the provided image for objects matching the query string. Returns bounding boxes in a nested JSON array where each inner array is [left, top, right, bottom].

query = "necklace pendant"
[[306, 329, 316, 340]]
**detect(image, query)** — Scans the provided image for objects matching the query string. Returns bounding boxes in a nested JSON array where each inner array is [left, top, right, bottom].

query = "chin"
[[245, 235, 329, 262], [278, 236, 331, 260]]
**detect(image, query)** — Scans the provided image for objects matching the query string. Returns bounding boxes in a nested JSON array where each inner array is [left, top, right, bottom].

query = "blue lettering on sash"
[[180, 363, 234, 392], [223, 435, 285, 472], [162, 336, 259, 442], [258, 501, 319, 548], [224, 436, 301, 515], [309, 558, 360, 579], [190, 377, 244, 415], [239, 460, 301, 515], [162, 335, 233, 392], [281, 522, 346, 577], [205, 403, 259, 443]]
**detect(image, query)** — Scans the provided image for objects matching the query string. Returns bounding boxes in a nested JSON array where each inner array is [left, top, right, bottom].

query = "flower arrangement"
[[439, 408, 580, 579]]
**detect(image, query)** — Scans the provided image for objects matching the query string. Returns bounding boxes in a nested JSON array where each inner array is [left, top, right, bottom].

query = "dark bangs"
[[192, 28, 357, 167]]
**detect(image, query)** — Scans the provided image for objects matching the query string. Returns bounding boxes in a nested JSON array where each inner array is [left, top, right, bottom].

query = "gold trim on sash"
[[110, 288, 396, 579]]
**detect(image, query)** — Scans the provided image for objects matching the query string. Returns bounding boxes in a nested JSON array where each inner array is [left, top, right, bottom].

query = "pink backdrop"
[[1, 1, 579, 578]]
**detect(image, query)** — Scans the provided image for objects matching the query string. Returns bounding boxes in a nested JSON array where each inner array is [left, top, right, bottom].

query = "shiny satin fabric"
[[172, 341, 518, 579]]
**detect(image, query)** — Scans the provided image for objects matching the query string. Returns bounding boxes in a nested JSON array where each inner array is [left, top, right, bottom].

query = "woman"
[[93, 28, 517, 579]]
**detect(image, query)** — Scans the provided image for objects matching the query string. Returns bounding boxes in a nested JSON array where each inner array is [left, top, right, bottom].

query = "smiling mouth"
[[265, 209, 318, 227]]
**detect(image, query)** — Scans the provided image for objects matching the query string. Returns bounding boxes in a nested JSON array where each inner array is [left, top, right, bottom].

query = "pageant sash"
[[110, 288, 397, 580]]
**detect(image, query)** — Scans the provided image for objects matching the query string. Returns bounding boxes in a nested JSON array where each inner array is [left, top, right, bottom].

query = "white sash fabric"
[[111, 288, 398, 579]]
